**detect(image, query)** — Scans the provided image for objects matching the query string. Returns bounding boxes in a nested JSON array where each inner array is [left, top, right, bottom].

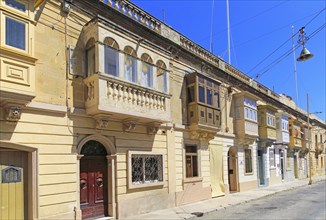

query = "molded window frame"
[[127, 151, 165, 189], [197, 76, 220, 108], [244, 148, 253, 174], [185, 145, 199, 178]]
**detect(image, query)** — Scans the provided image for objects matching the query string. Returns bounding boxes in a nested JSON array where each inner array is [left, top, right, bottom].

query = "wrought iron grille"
[[131, 154, 163, 185]]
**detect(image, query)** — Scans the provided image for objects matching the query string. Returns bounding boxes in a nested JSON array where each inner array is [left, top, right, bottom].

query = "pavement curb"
[[186, 177, 326, 220], [124, 176, 326, 220]]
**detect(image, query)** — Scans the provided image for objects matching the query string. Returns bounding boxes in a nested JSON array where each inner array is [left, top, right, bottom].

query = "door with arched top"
[[80, 141, 108, 219]]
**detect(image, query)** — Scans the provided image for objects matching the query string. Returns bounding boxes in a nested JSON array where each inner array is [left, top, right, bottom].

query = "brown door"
[[80, 157, 108, 219], [228, 150, 238, 192]]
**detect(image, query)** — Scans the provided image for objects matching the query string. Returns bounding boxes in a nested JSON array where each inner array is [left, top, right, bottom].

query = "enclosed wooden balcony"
[[233, 92, 259, 145], [258, 105, 277, 146], [275, 112, 290, 144], [289, 118, 302, 149], [185, 72, 221, 140]]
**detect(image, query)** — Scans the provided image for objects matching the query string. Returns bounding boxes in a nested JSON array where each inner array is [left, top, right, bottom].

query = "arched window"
[[156, 60, 168, 93], [104, 37, 119, 77], [140, 53, 153, 88], [81, 140, 107, 156], [86, 38, 95, 76], [124, 46, 137, 83]]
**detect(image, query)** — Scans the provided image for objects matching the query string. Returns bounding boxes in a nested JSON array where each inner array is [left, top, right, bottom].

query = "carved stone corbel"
[[123, 119, 137, 132], [147, 122, 161, 135], [5, 106, 22, 122], [96, 118, 109, 129]]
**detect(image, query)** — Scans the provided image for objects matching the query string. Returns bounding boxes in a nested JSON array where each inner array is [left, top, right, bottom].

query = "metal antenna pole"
[[210, 0, 215, 53], [307, 94, 312, 185], [292, 26, 299, 106], [226, 0, 231, 64]]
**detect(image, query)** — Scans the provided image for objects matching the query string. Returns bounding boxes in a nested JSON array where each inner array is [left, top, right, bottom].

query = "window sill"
[[244, 172, 254, 176], [128, 181, 164, 189], [0, 46, 37, 64], [183, 177, 203, 183]]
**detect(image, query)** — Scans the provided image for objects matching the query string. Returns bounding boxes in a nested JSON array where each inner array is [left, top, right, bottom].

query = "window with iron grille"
[[245, 149, 253, 174], [130, 153, 163, 186]]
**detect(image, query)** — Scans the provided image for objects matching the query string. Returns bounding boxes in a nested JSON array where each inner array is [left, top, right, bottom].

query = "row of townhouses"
[[0, 0, 325, 219]]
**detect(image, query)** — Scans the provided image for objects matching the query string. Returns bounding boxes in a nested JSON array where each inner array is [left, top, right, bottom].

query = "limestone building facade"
[[0, 0, 325, 219]]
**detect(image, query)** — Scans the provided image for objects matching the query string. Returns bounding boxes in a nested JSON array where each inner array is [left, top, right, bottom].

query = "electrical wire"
[[254, 22, 326, 80], [247, 7, 326, 78]]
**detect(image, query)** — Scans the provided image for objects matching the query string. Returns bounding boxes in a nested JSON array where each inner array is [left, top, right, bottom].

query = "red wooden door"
[[80, 157, 108, 219]]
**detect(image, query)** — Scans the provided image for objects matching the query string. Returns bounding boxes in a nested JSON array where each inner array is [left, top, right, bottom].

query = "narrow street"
[[197, 181, 326, 220]]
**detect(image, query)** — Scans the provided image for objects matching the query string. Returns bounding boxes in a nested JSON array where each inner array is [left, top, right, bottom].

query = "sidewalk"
[[124, 175, 326, 220]]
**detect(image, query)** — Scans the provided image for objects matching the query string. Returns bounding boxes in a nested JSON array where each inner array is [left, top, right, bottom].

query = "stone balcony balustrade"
[[84, 74, 171, 124]]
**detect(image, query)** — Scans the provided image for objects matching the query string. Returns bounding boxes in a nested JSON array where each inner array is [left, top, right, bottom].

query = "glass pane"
[[198, 86, 205, 103], [132, 156, 143, 183], [125, 55, 137, 83], [192, 156, 198, 177], [86, 47, 95, 76], [186, 155, 192, 178], [198, 76, 205, 83], [213, 91, 220, 108], [104, 46, 118, 76], [157, 70, 167, 93], [245, 108, 249, 119], [188, 86, 195, 103], [141, 62, 153, 88], [206, 89, 212, 105], [5, 17, 25, 50], [5, 0, 25, 12], [186, 145, 197, 153]]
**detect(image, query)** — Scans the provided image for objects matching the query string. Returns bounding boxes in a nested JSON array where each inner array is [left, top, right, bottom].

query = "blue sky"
[[132, 0, 326, 121]]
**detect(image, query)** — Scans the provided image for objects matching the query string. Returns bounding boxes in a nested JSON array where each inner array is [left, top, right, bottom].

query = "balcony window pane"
[[141, 62, 153, 88], [206, 89, 212, 105], [86, 46, 95, 76], [5, 0, 26, 12], [199, 86, 205, 103], [104, 46, 119, 76], [188, 86, 195, 103], [5, 17, 25, 50], [157, 69, 167, 93], [125, 55, 137, 83], [213, 91, 220, 108]]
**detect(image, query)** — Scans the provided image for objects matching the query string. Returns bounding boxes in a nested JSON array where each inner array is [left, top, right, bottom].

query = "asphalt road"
[[196, 180, 326, 220]]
